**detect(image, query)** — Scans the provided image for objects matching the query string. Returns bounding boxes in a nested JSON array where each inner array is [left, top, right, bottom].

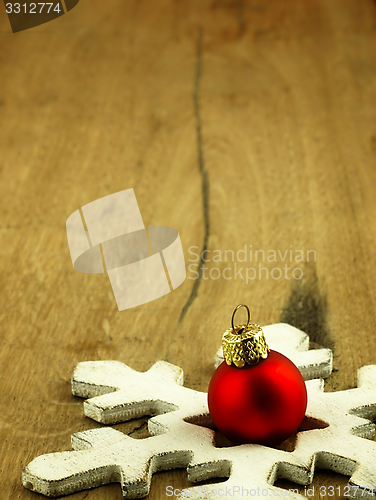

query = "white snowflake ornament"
[[21, 323, 376, 499]]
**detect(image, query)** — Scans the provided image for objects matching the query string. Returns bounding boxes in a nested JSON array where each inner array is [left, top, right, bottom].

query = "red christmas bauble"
[[208, 350, 307, 446]]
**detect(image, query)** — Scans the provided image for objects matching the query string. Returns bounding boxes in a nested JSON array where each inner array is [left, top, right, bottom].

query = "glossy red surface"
[[207, 350, 308, 446]]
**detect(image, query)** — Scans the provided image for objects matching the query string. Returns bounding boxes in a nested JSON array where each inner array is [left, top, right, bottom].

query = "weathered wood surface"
[[1, 0, 376, 498]]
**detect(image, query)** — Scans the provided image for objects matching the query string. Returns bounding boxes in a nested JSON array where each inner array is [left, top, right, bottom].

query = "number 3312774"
[[5, 3, 61, 14]]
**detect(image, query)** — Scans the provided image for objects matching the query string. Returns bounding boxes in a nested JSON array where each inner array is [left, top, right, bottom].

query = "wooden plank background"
[[1, 0, 376, 498]]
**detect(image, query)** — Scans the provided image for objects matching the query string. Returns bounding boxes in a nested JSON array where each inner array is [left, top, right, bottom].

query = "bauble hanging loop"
[[222, 304, 270, 367]]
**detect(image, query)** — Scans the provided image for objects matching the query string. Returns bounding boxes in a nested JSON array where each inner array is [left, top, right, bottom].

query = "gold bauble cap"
[[222, 304, 270, 368]]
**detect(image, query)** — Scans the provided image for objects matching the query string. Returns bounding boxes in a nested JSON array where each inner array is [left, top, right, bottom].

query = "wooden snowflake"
[[22, 323, 376, 499]]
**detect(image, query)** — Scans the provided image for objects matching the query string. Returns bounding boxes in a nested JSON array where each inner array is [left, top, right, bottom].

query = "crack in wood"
[[178, 26, 210, 328]]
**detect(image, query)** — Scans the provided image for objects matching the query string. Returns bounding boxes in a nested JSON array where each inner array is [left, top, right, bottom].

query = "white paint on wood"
[[22, 324, 376, 499]]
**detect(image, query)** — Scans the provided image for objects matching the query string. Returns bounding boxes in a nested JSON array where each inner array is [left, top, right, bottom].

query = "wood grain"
[[1, 0, 376, 498]]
